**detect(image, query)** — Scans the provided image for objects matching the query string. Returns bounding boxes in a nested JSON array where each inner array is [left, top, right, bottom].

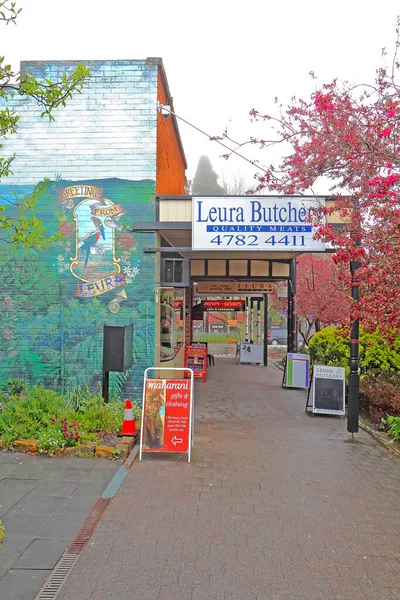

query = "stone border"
[[0, 435, 137, 459], [359, 418, 400, 457]]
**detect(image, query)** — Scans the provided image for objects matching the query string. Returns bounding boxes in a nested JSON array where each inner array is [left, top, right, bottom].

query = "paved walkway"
[[57, 359, 400, 600], [0, 453, 120, 599]]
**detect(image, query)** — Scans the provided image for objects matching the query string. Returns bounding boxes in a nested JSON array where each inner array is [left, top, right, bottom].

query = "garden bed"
[[0, 381, 142, 459]]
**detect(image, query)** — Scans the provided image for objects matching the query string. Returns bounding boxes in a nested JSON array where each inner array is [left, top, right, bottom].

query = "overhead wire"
[[158, 103, 269, 175]]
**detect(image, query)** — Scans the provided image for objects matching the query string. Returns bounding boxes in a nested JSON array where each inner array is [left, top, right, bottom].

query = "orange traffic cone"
[[119, 399, 137, 437]]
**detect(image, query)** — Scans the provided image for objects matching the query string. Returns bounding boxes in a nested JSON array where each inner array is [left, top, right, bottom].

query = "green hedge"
[[308, 327, 400, 379]]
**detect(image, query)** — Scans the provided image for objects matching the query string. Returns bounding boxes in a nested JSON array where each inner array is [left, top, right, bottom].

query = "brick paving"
[[58, 359, 400, 600]]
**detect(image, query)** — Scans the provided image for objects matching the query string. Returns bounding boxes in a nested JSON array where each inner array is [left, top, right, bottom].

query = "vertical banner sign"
[[285, 353, 310, 388], [141, 378, 192, 455], [192, 196, 326, 251], [312, 365, 345, 415]]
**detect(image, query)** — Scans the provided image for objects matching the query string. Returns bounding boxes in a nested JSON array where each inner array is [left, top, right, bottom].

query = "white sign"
[[239, 343, 264, 364], [312, 365, 345, 415], [285, 353, 310, 388], [192, 196, 325, 251]]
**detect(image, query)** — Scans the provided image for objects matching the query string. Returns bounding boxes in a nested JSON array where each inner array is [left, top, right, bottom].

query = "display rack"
[[185, 345, 207, 382]]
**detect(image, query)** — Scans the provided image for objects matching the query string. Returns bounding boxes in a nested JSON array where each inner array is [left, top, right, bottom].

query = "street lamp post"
[[347, 232, 361, 434]]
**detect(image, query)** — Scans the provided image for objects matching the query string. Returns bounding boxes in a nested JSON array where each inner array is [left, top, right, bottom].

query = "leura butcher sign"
[[192, 196, 325, 251]]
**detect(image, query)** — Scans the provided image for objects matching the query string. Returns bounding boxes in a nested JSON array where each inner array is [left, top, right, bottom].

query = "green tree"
[[0, 1, 90, 248], [192, 155, 227, 195]]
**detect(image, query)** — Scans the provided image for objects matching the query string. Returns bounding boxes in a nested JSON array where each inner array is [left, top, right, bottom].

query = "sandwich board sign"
[[239, 342, 264, 365], [312, 365, 345, 415], [283, 353, 310, 389], [139, 368, 194, 462]]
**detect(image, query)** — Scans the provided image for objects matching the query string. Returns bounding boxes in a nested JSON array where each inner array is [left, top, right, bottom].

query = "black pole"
[[287, 290, 292, 353], [263, 294, 268, 366], [102, 371, 110, 404], [289, 259, 297, 352], [347, 245, 361, 434]]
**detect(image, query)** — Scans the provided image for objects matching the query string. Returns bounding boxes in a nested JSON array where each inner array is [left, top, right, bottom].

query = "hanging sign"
[[140, 375, 193, 460], [192, 196, 325, 251], [312, 365, 345, 415], [203, 300, 245, 311], [284, 353, 310, 388], [197, 281, 276, 294]]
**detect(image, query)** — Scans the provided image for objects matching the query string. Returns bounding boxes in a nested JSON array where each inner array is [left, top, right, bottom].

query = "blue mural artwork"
[[0, 177, 156, 400]]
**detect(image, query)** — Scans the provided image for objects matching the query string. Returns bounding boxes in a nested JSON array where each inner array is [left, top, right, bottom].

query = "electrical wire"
[[159, 104, 269, 175]]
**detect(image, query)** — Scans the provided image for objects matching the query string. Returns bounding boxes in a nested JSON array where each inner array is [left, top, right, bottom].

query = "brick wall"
[[156, 69, 187, 195], [0, 59, 182, 401]]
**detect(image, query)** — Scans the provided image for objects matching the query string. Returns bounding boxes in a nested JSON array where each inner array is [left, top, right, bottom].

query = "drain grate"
[[34, 498, 110, 600], [68, 497, 109, 554], [34, 554, 79, 599]]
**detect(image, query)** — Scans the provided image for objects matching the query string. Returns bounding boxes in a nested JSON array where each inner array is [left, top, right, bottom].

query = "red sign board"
[[185, 345, 207, 381], [142, 378, 191, 453], [203, 300, 245, 311]]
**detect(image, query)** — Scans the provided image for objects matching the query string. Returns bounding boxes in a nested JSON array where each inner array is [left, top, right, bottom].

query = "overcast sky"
[[3, 0, 400, 189]]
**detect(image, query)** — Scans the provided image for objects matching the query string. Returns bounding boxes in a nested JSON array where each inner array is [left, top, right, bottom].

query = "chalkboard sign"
[[312, 365, 345, 415]]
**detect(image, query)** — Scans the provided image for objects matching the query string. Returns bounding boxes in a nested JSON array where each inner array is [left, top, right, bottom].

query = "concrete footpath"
[[54, 359, 400, 600], [0, 453, 120, 599]]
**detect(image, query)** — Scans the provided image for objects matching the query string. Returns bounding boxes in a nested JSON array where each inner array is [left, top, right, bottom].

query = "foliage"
[[196, 332, 241, 343], [308, 326, 400, 379], [0, 386, 65, 445], [360, 371, 400, 423], [381, 415, 400, 441], [296, 254, 350, 346], [219, 19, 400, 336], [130, 400, 142, 420], [308, 327, 349, 374], [0, 1, 91, 248], [3, 377, 25, 395], [37, 427, 65, 456], [0, 382, 126, 452], [192, 155, 227, 195]]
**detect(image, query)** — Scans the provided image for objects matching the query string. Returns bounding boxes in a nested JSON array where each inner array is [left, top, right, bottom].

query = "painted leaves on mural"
[[57, 184, 139, 313]]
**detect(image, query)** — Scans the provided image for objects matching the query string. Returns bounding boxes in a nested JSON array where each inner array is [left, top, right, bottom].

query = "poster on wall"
[[192, 196, 326, 251], [140, 378, 192, 459]]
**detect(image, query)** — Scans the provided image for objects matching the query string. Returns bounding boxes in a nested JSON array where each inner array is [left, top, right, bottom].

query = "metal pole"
[[245, 297, 249, 342], [348, 241, 361, 434], [287, 291, 292, 353], [290, 259, 297, 353], [263, 294, 268, 366], [250, 298, 254, 342]]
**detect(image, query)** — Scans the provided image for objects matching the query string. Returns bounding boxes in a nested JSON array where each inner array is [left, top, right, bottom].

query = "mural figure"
[[79, 216, 106, 268]]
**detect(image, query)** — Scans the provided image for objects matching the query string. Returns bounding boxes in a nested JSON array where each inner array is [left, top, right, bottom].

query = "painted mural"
[[0, 177, 156, 400]]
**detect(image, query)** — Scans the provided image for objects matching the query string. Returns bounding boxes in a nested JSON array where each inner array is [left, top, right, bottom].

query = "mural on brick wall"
[[0, 177, 156, 400]]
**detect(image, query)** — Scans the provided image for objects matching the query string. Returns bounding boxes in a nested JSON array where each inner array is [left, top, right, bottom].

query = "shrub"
[[0, 384, 125, 448], [308, 326, 400, 379], [360, 371, 400, 423]]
